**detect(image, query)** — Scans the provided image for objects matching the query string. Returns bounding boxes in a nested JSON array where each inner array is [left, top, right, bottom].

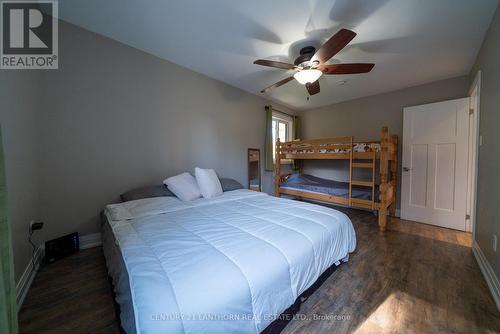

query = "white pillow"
[[195, 167, 223, 199], [163, 172, 201, 201]]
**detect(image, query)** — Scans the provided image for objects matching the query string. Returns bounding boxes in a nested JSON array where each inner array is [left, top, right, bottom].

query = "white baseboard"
[[80, 232, 102, 249], [16, 245, 43, 311], [472, 240, 500, 310]]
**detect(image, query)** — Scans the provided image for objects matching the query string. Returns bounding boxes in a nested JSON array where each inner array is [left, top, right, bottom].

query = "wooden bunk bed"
[[275, 126, 398, 232]]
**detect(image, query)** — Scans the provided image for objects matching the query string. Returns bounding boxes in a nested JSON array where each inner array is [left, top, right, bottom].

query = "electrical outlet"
[[493, 234, 498, 252], [479, 135, 483, 146], [29, 220, 44, 232]]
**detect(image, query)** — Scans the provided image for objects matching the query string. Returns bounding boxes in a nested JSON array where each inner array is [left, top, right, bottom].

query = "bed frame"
[[275, 126, 398, 232]]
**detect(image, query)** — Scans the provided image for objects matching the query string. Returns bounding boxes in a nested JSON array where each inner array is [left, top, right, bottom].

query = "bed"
[[103, 188, 356, 333], [281, 173, 380, 202], [275, 126, 398, 231]]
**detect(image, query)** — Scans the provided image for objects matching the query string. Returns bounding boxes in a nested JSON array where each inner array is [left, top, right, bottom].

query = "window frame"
[[271, 112, 294, 164]]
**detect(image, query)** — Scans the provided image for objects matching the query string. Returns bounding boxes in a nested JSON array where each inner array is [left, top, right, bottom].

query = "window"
[[272, 112, 293, 161]]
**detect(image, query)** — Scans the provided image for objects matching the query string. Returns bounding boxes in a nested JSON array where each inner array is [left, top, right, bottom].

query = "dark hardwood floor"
[[19, 208, 500, 334], [18, 244, 120, 333]]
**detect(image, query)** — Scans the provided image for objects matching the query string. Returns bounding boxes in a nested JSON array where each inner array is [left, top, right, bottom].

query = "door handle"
[[403, 167, 412, 172]]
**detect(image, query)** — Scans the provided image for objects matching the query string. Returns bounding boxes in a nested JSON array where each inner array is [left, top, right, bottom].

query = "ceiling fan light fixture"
[[293, 69, 322, 85]]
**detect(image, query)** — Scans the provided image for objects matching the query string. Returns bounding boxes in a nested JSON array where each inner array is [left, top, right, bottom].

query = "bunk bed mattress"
[[281, 173, 379, 201], [103, 189, 356, 334]]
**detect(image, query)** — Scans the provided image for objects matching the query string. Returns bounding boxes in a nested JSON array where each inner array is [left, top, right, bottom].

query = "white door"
[[401, 98, 469, 230]]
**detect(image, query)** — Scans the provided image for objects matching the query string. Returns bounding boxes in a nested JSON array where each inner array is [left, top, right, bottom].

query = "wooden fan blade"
[[254, 59, 296, 70], [306, 80, 320, 95], [310, 29, 356, 65], [318, 63, 375, 74], [261, 76, 294, 93]]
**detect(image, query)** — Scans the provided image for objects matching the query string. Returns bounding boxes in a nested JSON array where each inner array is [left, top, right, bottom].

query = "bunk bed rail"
[[280, 136, 353, 149], [278, 136, 352, 159], [277, 136, 393, 161]]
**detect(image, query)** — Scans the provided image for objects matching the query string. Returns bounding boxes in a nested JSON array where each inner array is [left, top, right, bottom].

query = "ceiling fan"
[[254, 28, 374, 96]]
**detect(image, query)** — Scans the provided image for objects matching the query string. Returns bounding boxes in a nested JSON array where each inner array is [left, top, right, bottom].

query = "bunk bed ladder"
[[349, 149, 376, 210], [370, 150, 376, 210]]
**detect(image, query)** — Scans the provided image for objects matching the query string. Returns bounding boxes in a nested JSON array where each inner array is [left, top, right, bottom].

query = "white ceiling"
[[57, 0, 498, 110]]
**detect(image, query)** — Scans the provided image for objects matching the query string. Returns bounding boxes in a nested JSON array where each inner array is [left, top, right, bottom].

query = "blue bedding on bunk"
[[281, 173, 379, 201]]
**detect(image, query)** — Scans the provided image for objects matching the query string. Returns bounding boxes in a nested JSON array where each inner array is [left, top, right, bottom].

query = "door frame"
[[468, 71, 481, 235]]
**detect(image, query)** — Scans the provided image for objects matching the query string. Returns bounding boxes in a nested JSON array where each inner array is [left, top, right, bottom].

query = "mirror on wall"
[[248, 148, 261, 192]]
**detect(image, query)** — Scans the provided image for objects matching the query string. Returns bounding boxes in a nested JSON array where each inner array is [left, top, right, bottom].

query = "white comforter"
[[105, 189, 356, 334]]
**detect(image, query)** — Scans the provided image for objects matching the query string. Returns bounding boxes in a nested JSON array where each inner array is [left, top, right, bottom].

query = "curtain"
[[264, 105, 274, 171], [0, 126, 18, 334], [293, 115, 301, 140]]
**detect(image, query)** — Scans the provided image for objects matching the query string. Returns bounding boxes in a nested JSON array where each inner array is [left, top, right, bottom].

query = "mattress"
[[102, 217, 137, 333], [103, 189, 356, 333], [281, 173, 379, 201]]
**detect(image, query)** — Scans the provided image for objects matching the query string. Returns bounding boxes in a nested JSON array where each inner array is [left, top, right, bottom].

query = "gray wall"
[[299, 76, 470, 209], [0, 72, 41, 281], [470, 5, 500, 278], [36, 22, 294, 241]]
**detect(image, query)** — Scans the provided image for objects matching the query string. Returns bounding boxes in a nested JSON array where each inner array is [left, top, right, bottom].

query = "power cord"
[[28, 222, 44, 271], [28, 228, 37, 269]]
